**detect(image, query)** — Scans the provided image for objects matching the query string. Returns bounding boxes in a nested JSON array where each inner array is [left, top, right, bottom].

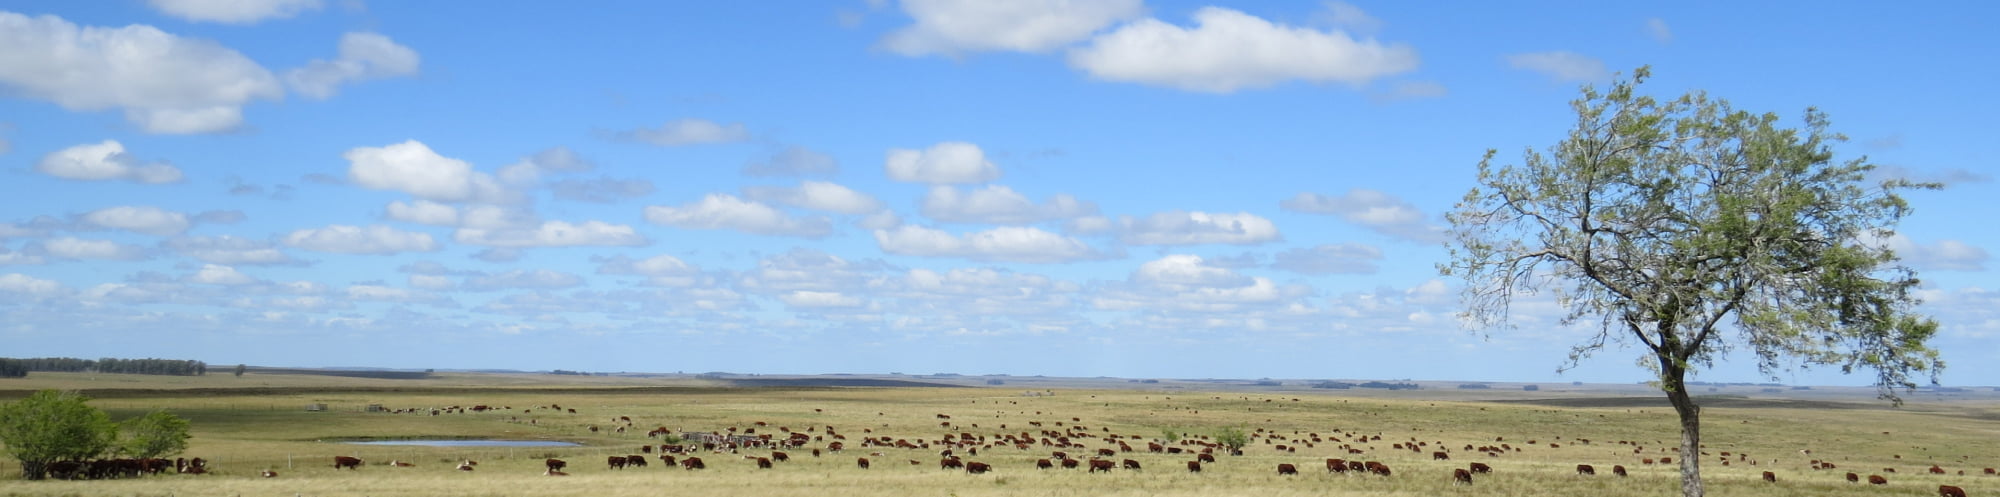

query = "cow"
[[334, 456, 363, 470], [1469, 462, 1492, 474], [1643, 458, 1656, 465], [1061, 458, 1080, 469], [756, 457, 773, 469], [1433, 451, 1450, 461], [1149, 442, 1164, 453], [1098, 448, 1117, 457], [940, 458, 964, 470], [966, 462, 992, 474], [856, 457, 870, 469], [1366, 461, 1392, 476], [608, 456, 627, 470], [1576, 464, 1596, 476], [773, 451, 790, 462], [681, 457, 705, 470], [1197, 453, 1215, 463], [1349, 460, 1367, 472], [1847, 472, 1860, 483], [1123, 459, 1142, 470], [545, 459, 567, 473], [1869, 475, 1888, 485], [260, 470, 278, 478], [1327, 458, 1348, 473], [1187, 461, 1202, 473], [389, 460, 414, 467], [1036, 458, 1053, 470], [659, 455, 676, 467], [1986, 468, 1996, 475], [1089, 459, 1115, 472], [1613, 465, 1627, 477], [1931, 466, 1947, 475], [1940, 485, 1969, 497], [1660, 457, 1673, 464], [1278, 463, 1298, 475], [1761, 471, 1776, 482], [626, 455, 647, 468], [456, 462, 474, 471], [1453, 468, 1473, 485]]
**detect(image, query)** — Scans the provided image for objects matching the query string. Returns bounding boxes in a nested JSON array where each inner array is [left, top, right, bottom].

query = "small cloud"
[[285, 32, 420, 99], [1505, 51, 1608, 83], [35, 140, 184, 184], [1645, 18, 1672, 44], [612, 118, 750, 146], [1373, 80, 1447, 102], [1317, 1, 1382, 36], [744, 145, 840, 176]]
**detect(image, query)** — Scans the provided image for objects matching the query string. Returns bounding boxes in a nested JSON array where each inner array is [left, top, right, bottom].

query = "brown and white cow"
[[681, 457, 705, 470], [1122, 459, 1142, 470], [965, 462, 992, 474], [1088, 459, 1115, 472], [1366, 461, 1392, 476], [1940, 485, 1969, 497], [1469, 462, 1492, 474], [856, 457, 870, 469], [1453, 468, 1473, 485]]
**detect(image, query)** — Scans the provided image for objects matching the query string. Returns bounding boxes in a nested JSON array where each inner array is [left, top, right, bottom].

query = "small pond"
[[341, 440, 581, 447]]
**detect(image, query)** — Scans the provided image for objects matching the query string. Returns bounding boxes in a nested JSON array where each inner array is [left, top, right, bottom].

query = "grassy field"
[[0, 372, 1996, 496]]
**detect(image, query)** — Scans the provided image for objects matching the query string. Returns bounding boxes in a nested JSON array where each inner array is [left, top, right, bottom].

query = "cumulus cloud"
[[874, 225, 1103, 263], [885, 142, 1000, 184], [1318, 1, 1382, 35], [595, 254, 704, 286], [1281, 189, 1444, 242], [35, 140, 183, 183], [453, 220, 648, 247], [644, 194, 833, 238], [743, 145, 839, 176], [82, 206, 191, 236], [1866, 233, 1989, 271], [147, 0, 322, 24], [1068, 7, 1419, 93], [344, 140, 510, 203], [1270, 243, 1383, 274], [920, 185, 1096, 224], [1134, 254, 1251, 287], [1871, 165, 1991, 186], [1116, 210, 1281, 246], [497, 146, 594, 185], [462, 269, 584, 291], [0, 273, 64, 296], [0, 12, 283, 133], [1094, 254, 1295, 313], [743, 181, 883, 215], [187, 264, 258, 285], [1506, 51, 1608, 83], [34, 237, 149, 260], [738, 248, 895, 293], [385, 200, 459, 226], [164, 235, 300, 265], [286, 32, 421, 99], [614, 118, 750, 146], [549, 177, 656, 204], [282, 224, 439, 254], [880, 0, 1144, 56], [1645, 18, 1672, 44], [779, 290, 866, 308], [345, 284, 449, 305]]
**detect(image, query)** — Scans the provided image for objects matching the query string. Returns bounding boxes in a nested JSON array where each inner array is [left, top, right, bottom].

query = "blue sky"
[[2, 0, 1995, 385]]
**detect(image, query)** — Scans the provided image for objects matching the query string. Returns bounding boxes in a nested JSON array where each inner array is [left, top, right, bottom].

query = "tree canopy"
[[121, 410, 191, 459], [0, 390, 118, 480]]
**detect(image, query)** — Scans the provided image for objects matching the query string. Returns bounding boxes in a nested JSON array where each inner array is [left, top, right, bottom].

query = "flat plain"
[[1, 371, 1996, 497]]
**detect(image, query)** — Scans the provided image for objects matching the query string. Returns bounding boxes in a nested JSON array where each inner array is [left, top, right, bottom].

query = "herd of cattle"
[[38, 457, 207, 480], [296, 400, 1998, 496]]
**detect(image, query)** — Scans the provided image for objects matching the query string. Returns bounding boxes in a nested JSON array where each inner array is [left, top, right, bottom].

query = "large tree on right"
[[1441, 67, 1942, 497]]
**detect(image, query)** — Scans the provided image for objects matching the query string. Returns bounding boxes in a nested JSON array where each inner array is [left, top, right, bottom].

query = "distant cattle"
[[1660, 457, 1673, 464], [940, 458, 963, 470], [1931, 466, 1947, 475], [1089, 459, 1115, 472], [1985, 468, 1995, 475], [626, 455, 647, 468], [755, 457, 773, 469], [856, 457, 870, 469], [1576, 464, 1595, 476], [1869, 475, 1888, 485], [1197, 453, 1215, 463], [1061, 458, 1080, 469], [1277, 463, 1298, 475], [1642, 458, 1656, 465], [456, 462, 474, 471], [1327, 458, 1347, 473], [608, 456, 627, 470], [1941, 485, 1969, 497], [965, 462, 991, 474], [1847, 472, 1860, 483], [1349, 460, 1367, 472], [1613, 465, 1628, 477], [1453, 468, 1473, 485], [773, 451, 790, 462], [333, 456, 363, 470], [1036, 459, 1053, 470], [1366, 461, 1391, 476], [390, 460, 414, 468], [1433, 451, 1449, 461], [1123, 459, 1142, 470], [260, 470, 278, 478], [681, 457, 705, 470], [1186, 461, 1201, 472], [1761, 471, 1776, 482], [659, 455, 676, 467], [1469, 462, 1492, 474]]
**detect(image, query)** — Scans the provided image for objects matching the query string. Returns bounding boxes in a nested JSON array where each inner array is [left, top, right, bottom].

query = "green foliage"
[[1213, 426, 1248, 451], [1160, 427, 1181, 443], [0, 359, 27, 378], [0, 390, 118, 480], [120, 410, 191, 459], [234, 363, 247, 377]]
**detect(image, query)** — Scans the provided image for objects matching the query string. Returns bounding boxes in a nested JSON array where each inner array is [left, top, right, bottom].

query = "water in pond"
[[342, 440, 580, 447]]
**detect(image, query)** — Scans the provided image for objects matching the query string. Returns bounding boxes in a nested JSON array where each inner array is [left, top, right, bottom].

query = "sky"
[[1, 1, 1996, 386]]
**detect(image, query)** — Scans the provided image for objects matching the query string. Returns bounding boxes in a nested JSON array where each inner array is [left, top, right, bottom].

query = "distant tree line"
[[1311, 381, 1420, 390], [0, 357, 208, 378]]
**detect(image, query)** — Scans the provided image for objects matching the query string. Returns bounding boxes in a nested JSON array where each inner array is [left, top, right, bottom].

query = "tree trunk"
[[1663, 365, 1704, 497], [20, 460, 46, 480]]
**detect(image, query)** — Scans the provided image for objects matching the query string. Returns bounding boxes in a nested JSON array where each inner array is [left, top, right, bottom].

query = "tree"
[[1213, 426, 1248, 453], [120, 410, 191, 459], [0, 390, 118, 480], [1441, 67, 1941, 497], [234, 364, 247, 377]]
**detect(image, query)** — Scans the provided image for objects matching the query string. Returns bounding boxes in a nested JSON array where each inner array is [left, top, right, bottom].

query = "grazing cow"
[[1985, 468, 1995, 475], [1089, 459, 1115, 472], [681, 457, 705, 470], [1931, 465, 1947, 475], [1576, 464, 1596, 476], [1278, 463, 1298, 475], [1613, 465, 1628, 477], [608, 456, 627, 470], [626, 455, 647, 468], [1469, 462, 1492, 474], [1847, 472, 1860, 483], [1197, 453, 1215, 463], [1433, 451, 1450, 461], [966, 462, 991, 474], [1036, 459, 1053, 470], [1869, 475, 1888, 485], [1327, 458, 1348, 473], [1061, 458, 1080, 469], [1761, 471, 1776, 482], [756, 457, 773, 469], [1660, 457, 1673, 464], [1098, 448, 1117, 457], [1149, 442, 1164, 453], [1940, 485, 1969, 497], [1123, 459, 1142, 470], [1643, 458, 1655, 465], [1350, 460, 1367, 472], [1366, 461, 1392, 476], [856, 457, 870, 469], [773, 451, 790, 462], [659, 455, 676, 466], [334, 456, 363, 470], [1187, 461, 1202, 473], [260, 470, 278, 478], [1453, 468, 1473, 485], [545, 459, 567, 473]]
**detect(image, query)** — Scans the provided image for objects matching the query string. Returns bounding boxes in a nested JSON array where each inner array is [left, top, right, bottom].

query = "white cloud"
[[0, 12, 283, 133], [407, 274, 454, 290], [345, 284, 448, 305], [0, 250, 45, 265], [738, 248, 892, 293], [1117, 210, 1281, 246], [858, 210, 903, 230], [743, 181, 884, 215], [1505, 51, 1608, 83], [1280, 189, 1444, 242], [282, 224, 439, 254], [1094, 255, 1295, 314], [497, 146, 594, 185], [344, 140, 510, 203], [456, 205, 537, 230], [146, 0, 322, 24], [1068, 7, 1419, 93], [1867, 233, 1988, 271], [875, 225, 1102, 263], [188, 264, 257, 285], [779, 290, 866, 308], [37, 237, 148, 260], [885, 141, 1000, 184], [35, 140, 183, 183], [0, 273, 64, 296], [1645, 18, 1672, 44], [286, 32, 421, 99], [1270, 243, 1383, 274], [880, 0, 1144, 56], [82, 205, 191, 236], [453, 220, 648, 247], [920, 185, 1096, 224], [743, 146, 839, 176], [166, 234, 296, 266], [549, 177, 655, 204], [385, 200, 459, 226], [1134, 254, 1251, 288], [615, 118, 750, 146], [463, 269, 584, 291], [1318, 1, 1382, 35], [644, 194, 833, 238], [596, 254, 703, 286]]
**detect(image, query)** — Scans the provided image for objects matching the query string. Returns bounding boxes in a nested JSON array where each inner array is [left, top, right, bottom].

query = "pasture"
[[1, 372, 1997, 497]]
